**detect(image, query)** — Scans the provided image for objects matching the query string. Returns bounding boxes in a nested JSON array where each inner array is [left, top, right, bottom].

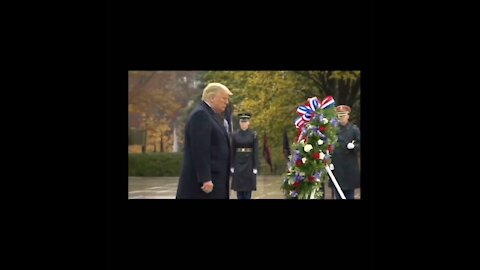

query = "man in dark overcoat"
[[176, 83, 232, 199]]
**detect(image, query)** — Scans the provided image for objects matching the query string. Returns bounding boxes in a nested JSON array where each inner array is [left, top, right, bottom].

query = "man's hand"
[[201, 180, 214, 193], [347, 142, 355, 149], [253, 169, 257, 174], [230, 168, 234, 173]]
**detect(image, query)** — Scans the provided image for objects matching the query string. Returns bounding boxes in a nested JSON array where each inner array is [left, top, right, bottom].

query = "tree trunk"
[[160, 136, 164, 152]]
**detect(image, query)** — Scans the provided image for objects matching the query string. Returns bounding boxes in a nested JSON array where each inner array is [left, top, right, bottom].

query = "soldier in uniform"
[[230, 113, 259, 199], [330, 105, 361, 199]]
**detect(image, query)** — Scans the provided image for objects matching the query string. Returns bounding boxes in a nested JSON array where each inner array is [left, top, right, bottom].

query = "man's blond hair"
[[201, 83, 233, 101]]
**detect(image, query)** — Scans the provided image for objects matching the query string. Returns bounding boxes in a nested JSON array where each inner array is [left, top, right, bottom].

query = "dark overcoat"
[[176, 101, 231, 199], [330, 123, 361, 191]]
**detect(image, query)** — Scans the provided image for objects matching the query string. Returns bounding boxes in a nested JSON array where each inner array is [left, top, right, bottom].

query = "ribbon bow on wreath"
[[294, 96, 335, 142]]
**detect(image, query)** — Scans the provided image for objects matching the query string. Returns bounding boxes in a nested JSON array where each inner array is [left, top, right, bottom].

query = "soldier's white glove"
[[347, 142, 355, 149], [230, 168, 234, 173], [329, 164, 334, 171], [253, 169, 257, 174]]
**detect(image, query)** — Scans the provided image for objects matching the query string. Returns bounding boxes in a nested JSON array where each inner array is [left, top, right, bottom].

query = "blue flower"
[[293, 151, 300, 161], [331, 118, 338, 127]]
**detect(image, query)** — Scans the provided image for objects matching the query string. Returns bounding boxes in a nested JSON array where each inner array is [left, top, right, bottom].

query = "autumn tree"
[[128, 71, 181, 152], [293, 71, 361, 125]]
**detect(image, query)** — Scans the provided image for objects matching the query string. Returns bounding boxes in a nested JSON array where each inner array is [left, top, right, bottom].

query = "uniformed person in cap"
[[230, 113, 259, 199], [330, 105, 361, 199]]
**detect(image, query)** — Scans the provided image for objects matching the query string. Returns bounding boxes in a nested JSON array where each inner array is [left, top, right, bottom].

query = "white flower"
[[302, 157, 307, 163], [300, 171, 305, 176], [322, 118, 329, 124], [299, 139, 305, 145], [319, 152, 325, 160], [317, 139, 324, 145], [304, 144, 313, 152]]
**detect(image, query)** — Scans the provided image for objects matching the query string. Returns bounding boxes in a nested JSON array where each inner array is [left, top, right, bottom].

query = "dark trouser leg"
[[237, 191, 252, 199], [334, 188, 355, 200]]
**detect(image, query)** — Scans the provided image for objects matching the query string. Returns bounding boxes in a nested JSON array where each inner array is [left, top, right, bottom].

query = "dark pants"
[[237, 191, 252, 199], [333, 188, 355, 200]]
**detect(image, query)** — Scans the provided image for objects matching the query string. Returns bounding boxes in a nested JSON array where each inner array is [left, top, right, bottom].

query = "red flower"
[[328, 145, 333, 153], [293, 181, 301, 187], [308, 176, 316, 182], [295, 159, 304, 167], [319, 126, 326, 132], [312, 152, 320, 160]]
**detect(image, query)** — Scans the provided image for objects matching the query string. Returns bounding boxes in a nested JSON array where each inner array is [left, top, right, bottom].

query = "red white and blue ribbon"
[[319, 96, 335, 109], [294, 96, 335, 129]]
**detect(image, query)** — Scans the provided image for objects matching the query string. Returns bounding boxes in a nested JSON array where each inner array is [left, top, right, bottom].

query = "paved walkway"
[[129, 175, 360, 199]]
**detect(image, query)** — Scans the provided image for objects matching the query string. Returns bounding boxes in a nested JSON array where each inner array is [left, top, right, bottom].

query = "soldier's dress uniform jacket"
[[231, 129, 259, 192], [330, 122, 361, 190]]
